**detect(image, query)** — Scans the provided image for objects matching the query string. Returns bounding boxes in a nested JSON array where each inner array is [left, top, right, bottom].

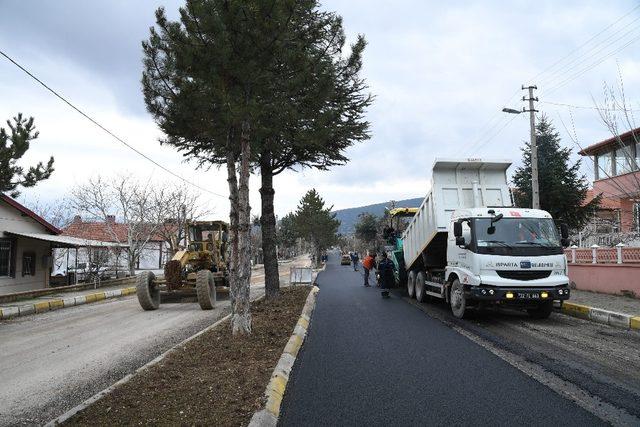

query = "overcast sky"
[[1, 0, 639, 220]]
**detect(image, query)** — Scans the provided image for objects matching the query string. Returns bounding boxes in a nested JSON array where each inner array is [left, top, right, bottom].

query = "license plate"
[[517, 292, 539, 299]]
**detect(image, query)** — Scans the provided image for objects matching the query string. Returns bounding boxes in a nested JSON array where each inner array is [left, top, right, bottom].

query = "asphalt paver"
[[279, 252, 603, 426]]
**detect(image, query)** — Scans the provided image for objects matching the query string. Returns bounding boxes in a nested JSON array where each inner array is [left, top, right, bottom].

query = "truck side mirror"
[[560, 223, 569, 239], [456, 236, 465, 246], [453, 221, 462, 237], [561, 238, 570, 248]]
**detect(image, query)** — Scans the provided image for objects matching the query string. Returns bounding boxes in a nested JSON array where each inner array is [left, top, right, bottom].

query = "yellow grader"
[[136, 220, 229, 311]]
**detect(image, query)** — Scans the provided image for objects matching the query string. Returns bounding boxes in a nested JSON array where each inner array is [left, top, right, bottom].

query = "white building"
[[0, 194, 60, 294]]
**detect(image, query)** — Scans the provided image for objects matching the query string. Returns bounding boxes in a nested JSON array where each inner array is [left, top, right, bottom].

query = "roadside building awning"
[[3, 232, 129, 249]]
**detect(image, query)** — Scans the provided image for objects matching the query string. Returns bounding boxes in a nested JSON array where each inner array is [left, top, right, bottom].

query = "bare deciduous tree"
[[562, 67, 640, 245], [151, 184, 211, 256], [23, 197, 73, 230], [23, 197, 74, 270], [69, 175, 161, 275]]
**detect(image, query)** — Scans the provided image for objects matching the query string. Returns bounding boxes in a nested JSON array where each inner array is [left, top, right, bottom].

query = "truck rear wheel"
[[415, 271, 426, 302], [196, 270, 216, 310], [527, 301, 553, 319], [450, 278, 467, 319], [137, 271, 159, 310], [407, 270, 416, 298]]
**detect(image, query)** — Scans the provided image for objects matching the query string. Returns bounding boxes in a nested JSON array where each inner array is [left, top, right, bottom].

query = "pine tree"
[[0, 114, 54, 198], [141, 0, 371, 301], [354, 213, 378, 247], [142, 1, 276, 335], [256, 7, 371, 299], [293, 189, 340, 267], [512, 115, 600, 230], [277, 213, 298, 250]]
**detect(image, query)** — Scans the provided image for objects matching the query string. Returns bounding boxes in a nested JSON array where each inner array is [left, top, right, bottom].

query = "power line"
[[459, 90, 521, 155], [537, 13, 640, 89], [541, 100, 640, 112], [530, 3, 640, 86], [462, 5, 640, 158], [544, 33, 640, 96], [469, 113, 522, 156], [0, 49, 227, 200], [542, 30, 640, 95]]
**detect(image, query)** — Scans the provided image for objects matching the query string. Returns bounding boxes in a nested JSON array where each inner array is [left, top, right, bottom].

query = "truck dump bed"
[[402, 159, 512, 271]]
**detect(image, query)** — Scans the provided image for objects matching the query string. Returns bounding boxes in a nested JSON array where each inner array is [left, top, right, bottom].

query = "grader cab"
[[136, 220, 230, 311]]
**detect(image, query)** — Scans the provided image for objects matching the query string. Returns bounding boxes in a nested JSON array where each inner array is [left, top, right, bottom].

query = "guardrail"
[[565, 244, 640, 264]]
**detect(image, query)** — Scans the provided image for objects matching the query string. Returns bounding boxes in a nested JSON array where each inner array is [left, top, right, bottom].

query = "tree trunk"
[[231, 122, 252, 336], [260, 152, 280, 299], [226, 133, 241, 334], [315, 244, 322, 269], [128, 250, 136, 276]]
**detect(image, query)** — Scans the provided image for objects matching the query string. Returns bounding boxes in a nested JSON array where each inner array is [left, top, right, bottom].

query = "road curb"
[[248, 285, 320, 427], [560, 301, 640, 331], [0, 287, 137, 321]]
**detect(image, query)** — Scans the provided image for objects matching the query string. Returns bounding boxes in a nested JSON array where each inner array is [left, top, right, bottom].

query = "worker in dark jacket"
[[377, 252, 394, 298], [350, 251, 359, 271]]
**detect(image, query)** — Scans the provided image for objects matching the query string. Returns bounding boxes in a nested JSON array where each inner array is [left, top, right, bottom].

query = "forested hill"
[[333, 197, 423, 235]]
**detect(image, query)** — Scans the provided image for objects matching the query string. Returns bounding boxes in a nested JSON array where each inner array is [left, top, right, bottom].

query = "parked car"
[[66, 263, 112, 281]]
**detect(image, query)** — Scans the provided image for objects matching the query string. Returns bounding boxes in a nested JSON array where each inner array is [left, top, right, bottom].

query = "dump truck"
[[401, 159, 571, 319]]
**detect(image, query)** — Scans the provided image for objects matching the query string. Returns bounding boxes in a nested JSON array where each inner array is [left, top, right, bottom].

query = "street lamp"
[[502, 107, 522, 115]]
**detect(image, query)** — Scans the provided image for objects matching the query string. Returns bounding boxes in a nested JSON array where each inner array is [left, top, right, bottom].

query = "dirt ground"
[[65, 286, 311, 426]]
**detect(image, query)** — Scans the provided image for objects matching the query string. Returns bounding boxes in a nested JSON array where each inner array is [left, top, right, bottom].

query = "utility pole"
[[523, 85, 539, 209]]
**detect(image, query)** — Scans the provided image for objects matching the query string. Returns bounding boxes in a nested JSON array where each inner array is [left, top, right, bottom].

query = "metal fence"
[[289, 267, 313, 285], [565, 245, 640, 264]]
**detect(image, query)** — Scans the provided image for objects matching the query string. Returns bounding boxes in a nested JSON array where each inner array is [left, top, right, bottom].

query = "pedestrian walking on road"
[[377, 252, 394, 298], [362, 252, 376, 287], [350, 251, 359, 271]]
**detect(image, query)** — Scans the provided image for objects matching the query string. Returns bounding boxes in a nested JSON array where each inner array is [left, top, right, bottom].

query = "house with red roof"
[[0, 194, 129, 295], [578, 127, 640, 242], [62, 215, 170, 271]]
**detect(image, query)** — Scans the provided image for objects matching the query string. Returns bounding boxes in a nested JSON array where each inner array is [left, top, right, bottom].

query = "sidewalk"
[[569, 289, 640, 317], [0, 282, 136, 312], [1, 255, 312, 320], [0, 282, 138, 319]]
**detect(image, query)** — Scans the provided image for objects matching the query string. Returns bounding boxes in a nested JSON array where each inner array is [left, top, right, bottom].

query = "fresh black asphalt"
[[278, 252, 603, 426]]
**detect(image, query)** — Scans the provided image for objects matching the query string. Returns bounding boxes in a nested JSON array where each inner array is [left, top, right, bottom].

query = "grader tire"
[[137, 271, 160, 310], [196, 270, 216, 310]]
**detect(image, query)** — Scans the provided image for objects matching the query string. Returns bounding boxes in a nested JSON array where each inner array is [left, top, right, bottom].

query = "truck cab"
[[446, 207, 571, 318]]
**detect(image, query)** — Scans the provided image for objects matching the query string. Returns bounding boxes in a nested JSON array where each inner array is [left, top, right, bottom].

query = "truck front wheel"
[[527, 301, 553, 319], [415, 271, 426, 302], [450, 279, 467, 319], [407, 270, 416, 298]]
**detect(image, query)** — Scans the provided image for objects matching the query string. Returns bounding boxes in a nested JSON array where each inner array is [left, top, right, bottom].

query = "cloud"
[[0, 0, 639, 219]]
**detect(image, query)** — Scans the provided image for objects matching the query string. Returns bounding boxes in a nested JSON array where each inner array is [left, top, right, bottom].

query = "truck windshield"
[[473, 217, 562, 255]]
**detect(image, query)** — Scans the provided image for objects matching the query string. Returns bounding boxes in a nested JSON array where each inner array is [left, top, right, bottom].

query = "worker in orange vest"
[[362, 251, 376, 287]]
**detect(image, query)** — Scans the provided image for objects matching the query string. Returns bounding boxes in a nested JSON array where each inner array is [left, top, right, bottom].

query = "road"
[[0, 260, 307, 426], [280, 252, 640, 426]]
